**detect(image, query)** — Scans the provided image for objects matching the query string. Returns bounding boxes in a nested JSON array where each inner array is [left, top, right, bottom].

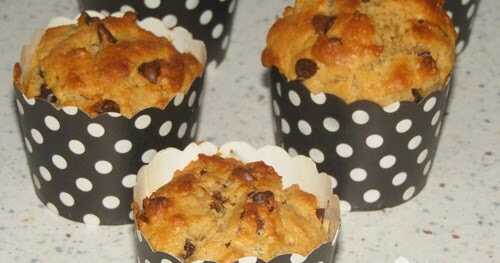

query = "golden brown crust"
[[14, 12, 203, 118], [134, 154, 329, 263], [262, 0, 456, 106]]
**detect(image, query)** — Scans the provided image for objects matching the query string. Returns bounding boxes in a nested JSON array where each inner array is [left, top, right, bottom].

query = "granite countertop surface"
[[0, 0, 498, 262]]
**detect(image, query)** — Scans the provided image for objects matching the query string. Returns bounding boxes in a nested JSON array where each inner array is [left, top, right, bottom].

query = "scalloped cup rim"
[[133, 141, 341, 263], [272, 68, 451, 108]]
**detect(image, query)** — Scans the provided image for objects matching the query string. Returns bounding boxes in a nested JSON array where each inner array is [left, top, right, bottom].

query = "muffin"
[[262, 0, 456, 106], [133, 142, 339, 263], [14, 11, 206, 225], [15, 11, 203, 118], [262, 0, 456, 211], [78, 0, 238, 66]]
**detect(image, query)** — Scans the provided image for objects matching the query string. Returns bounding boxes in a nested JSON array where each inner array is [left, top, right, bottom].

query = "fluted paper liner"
[[133, 142, 341, 263], [270, 69, 451, 211], [15, 12, 206, 225], [78, 0, 238, 67]]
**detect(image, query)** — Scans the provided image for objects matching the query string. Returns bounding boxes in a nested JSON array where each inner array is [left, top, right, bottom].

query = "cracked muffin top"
[[14, 12, 204, 118], [133, 154, 330, 263], [262, 0, 456, 106]]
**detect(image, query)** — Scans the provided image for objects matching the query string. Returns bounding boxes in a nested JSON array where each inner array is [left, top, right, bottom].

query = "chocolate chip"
[[256, 217, 265, 235], [412, 89, 423, 103], [240, 209, 246, 219], [232, 167, 255, 182], [183, 239, 196, 259], [210, 192, 227, 213], [200, 168, 208, 175], [95, 99, 120, 114], [417, 51, 437, 71], [224, 242, 231, 248], [138, 60, 162, 84], [295, 58, 318, 80], [316, 208, 325, 223], [250, 191, 274, 204], [312, 15, 335, 35], [38, 69, 45, 79], [417, 51, 431, 57], [249, 191, 276, 212], [37, 85, 57, 103], [97, 23, 117, 44]]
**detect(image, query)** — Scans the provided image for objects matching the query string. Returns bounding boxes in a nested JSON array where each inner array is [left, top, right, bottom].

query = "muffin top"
[[14, 12, 204, 118], [262, 0, 456, 106], [134, 154, 329, 263]]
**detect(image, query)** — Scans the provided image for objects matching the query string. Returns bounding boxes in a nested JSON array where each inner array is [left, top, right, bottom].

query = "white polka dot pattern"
[[76, 178, 93, 192], [271, 69, 450, 211], [443, 0, 481, 55], [14, 76, 204, 225], [136, 225, 338, 263]]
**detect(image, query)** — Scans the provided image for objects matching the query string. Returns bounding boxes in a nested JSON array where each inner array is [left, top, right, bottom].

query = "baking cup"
[[14, 12, 206, 225], [444, 0, 481, 54], [270, 69, 451, 211], [78, 0, 238, 67], [133, 142, 341, 263]]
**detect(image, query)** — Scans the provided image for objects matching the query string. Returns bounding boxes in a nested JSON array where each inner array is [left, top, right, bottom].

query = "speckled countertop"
[[0, 0, 498, 262]]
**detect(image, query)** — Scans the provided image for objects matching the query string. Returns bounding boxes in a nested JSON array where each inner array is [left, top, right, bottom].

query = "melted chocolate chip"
[[417, 51, 431, 57], [312, 15, 336, 35], [256, 217, 265, 235], [138, 60, 162, 84], [316, 208, 325, 223], [417, 51, 437, 69], [37, 85, 57, 103], [249, 191, 276, 212], [412, 89, 423, 103], [183, 239, 195, 259], [224, 242, 231, 248], [232, 167, 255, 182], [250, 191, 274, 204], [97, 23, 117, 44], [210, 192, 227, 213], [95, 99, 120, 114], [295, 58, 318, 80], [240, 209, 246, 219]]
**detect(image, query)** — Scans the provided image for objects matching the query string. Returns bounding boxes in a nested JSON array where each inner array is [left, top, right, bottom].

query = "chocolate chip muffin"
[[134, 154, 329, 263], [262, 0, 456, 106], [14, 11, 204, 118]]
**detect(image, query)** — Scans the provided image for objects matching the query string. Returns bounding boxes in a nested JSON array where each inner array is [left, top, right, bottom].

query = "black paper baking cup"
[[14, 76, 204, 225], [444, 0, 481, 55], [132, 142, 340, 263], [78, 0, 237, 66], [270, 69, 450, 211], [136, 231, 337, 263]]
